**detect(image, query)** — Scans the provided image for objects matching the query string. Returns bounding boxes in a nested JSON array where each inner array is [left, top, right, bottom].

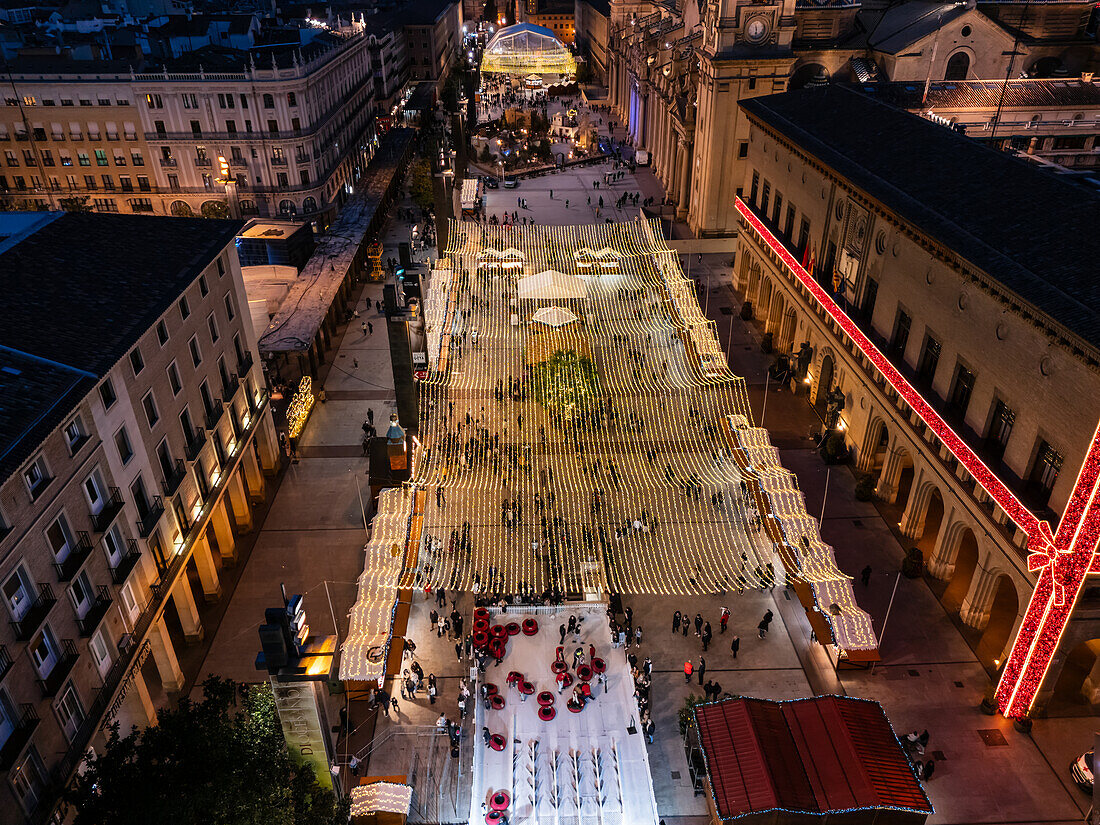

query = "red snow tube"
[[489, 734, 506, 751], [551, 660, 567, 674], [537, 691, 555, 706], [475, 607, 490, 621], [577, 665, 593, 682], [473, 631, 490, 650], [490, 694, 506, 710], [567, 700, 583, 713], [489, 640, 506, 660], [484, 683, 499, 696], [591, 657, 606, 674], [505, 622, 521, 636], [473, 618, 490, 633], [491, 625, 508, 639], [522, 618, 538, 635], [519, 681, 534, 695], [486, 812, 505, 824], [490, 791, 510, 811], [538, 705, 557, 721]]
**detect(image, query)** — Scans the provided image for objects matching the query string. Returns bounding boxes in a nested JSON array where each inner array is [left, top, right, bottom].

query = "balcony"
[[108, 539, 142, 584], [90, 487, 124, 532], [0, 645, 11, 680], [221, 372, 240, 400], [204, 401, 224, 430], [135, 496, 164, 538], [237, 351, 254, 376], [0, 705, 39, 770], [36, 638, 79, 697], [77, 587, 113, 637], [161, 458, 186, 496], [159, 157, 178, 168], [53, 532, 93, 581], [10, 584, 57, 641], [229, 157, 248, 167], [294, 153, 310, 164], [184, 427, 207, 461], [194, 158, 212, 168]]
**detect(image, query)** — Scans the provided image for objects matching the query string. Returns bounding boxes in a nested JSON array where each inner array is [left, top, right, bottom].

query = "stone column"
[[242, 443, 266, 503], [121, 666, 157, 729], [171, 576, 204, 644], [897, 468, 928, 537], [926, 507, 960, 580], [191, 534, 222, 602], [677, 141, 691, 218], [227, 467, 253, 533], [149, 617, 184, 692], [959, 565, 998, 630], [256, 412, 281, 473], [210, 501, 237, 566], [1080, 650, 1100, 704], [669, 140, 681, 206]]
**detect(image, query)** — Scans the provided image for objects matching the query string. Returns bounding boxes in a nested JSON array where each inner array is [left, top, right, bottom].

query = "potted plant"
[[760, 331, 773, 353], [902, 547, 924, 578], [819, 432, 849, 465], [854, 473, 876, 501]]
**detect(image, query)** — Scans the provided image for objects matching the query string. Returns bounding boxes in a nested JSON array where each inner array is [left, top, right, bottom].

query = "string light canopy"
[[349, 781, 413, 817], [734, 197, 1100, 716], [397, 217, 875, 653], [480, 23, 577, 77]]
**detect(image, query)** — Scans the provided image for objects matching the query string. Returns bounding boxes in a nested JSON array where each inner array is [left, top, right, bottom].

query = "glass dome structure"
[[480, 23, 577, 76]]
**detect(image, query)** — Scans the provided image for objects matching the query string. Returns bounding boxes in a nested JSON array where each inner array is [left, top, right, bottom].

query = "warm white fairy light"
[[349, 781, 413, 816], [286, 376, 314, 439]]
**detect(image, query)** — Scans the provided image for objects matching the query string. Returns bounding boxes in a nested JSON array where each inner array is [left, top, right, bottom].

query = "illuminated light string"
[[734, 198, 1100, 716], [349, 781, 413, 816], [397, 217, 875, 655]]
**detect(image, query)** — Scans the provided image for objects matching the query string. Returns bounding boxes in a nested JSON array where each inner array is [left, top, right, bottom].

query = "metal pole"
[[760, 372, 770, 428], [819, 468, 830, 523], [871, 571, 902, 674], [355, 474, 369, 534], [1092, 731, 1100, 824]]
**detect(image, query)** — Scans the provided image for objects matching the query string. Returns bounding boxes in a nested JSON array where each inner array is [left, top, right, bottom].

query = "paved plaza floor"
[[178, 101, 1100, 825]]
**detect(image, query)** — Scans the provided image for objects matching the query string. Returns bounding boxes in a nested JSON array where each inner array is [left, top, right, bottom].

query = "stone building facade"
[[0, 212, 279, 822], [732, 85, 1100, 712]]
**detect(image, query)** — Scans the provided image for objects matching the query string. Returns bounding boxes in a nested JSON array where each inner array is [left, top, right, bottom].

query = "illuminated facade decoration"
[[481, 23, 578, 76], [350, 781, 413, 817], [734, 198, 1100, 716], [286, 376, 315, 439]]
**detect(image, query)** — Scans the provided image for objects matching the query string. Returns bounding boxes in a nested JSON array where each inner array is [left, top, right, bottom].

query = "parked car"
[[1072, 751, 1094, 792], [483, 177, 499, 189], [503, 177, 519, 189]]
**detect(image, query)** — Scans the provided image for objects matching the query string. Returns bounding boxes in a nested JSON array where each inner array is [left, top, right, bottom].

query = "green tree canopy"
[[409, 159, 436, 214], [67, 677, 348, 825]]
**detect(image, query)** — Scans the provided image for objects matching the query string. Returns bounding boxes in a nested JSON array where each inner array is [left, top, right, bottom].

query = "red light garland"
[[735, 198, 1100, 718]]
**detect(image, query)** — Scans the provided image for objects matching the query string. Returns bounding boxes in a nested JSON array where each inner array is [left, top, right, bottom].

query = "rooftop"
[[860, 77, 1100, 110], [694, 695, 932, 821], [0, 212, 241, 481], [741, 85, 1100, 351]]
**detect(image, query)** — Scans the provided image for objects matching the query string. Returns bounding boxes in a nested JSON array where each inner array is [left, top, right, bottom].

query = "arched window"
[[303, 196, 317, 213], [263, 93, 275, 109], [279, 199, 297, 216], [170, 200, 193, 217], [239, 199, 257, 215], [944, 52, 969, 81]]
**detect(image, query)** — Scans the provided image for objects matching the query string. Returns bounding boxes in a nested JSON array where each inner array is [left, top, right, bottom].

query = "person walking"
[[702, 622, 712, 651], [697, 656, 706, 685], [683, 660, 693, 683], [428, 674, 438, 704], [672, 611, 681, 633], [362, 321, 369, 336], [634, 626, 643, 647], [922, 759, 935, 781], [758, 619, 769, 638], [861, 565, 872, 586], [694, 613, 703, 636], [719, 606, 730, 633], [703, 679, 714, 700], [730, 635, 740, 658], [559, 623, 567, 644]]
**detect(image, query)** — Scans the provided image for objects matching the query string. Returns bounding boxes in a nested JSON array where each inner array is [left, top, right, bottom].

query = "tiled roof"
[[862, 78, 1100, 110], [694, 696, 932, 821], [741, 85, 1100, 350]]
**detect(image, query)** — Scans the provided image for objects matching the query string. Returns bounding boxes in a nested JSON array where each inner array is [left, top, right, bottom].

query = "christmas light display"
[[397, 218, 874, 653], [734, 197, 1100, 716], [349, 781, 413, 816], [480, 24, 577, 77], [286, 376, 314, 439]]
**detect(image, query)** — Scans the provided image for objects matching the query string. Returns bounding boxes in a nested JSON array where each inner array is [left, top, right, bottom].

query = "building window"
[[142, 391, 159, 428], [3, 566, 34, 621], [94, 149, 108, 167], [130, 347, 144, 375], [55, 681, 85, 743], [917, 335, 941, 386], [287, 92, 297, 107], [944, 52, 969, 81], [99, 378, 117, 410], [985, 398, 1015, 461], [948, 362, 975, 418], [46, 512, 75, 561], [77, 152, 90, 167], [738, 141, 748, 159], [64, 416, 88, 453], [888, 309, 910, 360], [224, 293, 236, 320], [167, 361, 182, 396], [29, 626, 59, 678], [115, 425, 134, 464], [23, 455, 51, 498], [131, 150, 144, 166], [207, 313, 219, 343], [179, 296, 190, 320], [68, 571, 92, 618], [145, 93, 164, 109], [263, 94, 274, 108], [1028, 440, 1063, 507], [189, 336, 202, 367], [760, 181, 770, 216], [156, 319, 169, 345], [11, 747, 48, 814], [750, 171, 759, 206], [181, 93, 197, 109], [199, 274, 209, 297], [89, 628, 112, 677]]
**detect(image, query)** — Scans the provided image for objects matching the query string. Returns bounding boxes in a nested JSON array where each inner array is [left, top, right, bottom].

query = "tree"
[[483, 0, 497, 24], [408, 159, 435, 213], [67, 677, 348, 825], [59, 195, 93, 213], [479, 144, 495, 163]]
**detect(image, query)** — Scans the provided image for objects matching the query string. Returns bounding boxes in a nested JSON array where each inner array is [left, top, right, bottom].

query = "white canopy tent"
[[517, 269, 587, 300]]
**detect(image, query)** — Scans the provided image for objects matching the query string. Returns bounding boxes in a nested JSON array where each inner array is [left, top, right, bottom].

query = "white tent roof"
[[531, 305, 579, 327], [517, 269, 587, 300]]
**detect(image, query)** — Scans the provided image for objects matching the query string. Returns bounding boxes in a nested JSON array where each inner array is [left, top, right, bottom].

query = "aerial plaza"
[[340, 218, 877, 691], [479, 23, 577, 78]]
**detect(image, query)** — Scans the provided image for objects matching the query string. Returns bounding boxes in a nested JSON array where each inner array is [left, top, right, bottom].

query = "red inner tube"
[[473, 619, 490, 633], [490, 694, 506, 710], [519, 681, 534, 694], [591, 657, 606, 673], [490, 791, 510, 811], [558, 673, 573, 688], [551, 660, 567, 673], [472, 631, 490, 649], [484, 683, 499, 696], [489, 640, 506, 659], [489, 734, 506, 751], [522, 618, 538, 635], [505, 622, 521, 636], [567, 701, 583, 713], [486, 813, 504, 824], [491, 625, 508, 639], [474, 608, 490, 620], [537, 691, 555, 705], [538, 706, 557, 721], [577, 665, 593, 681]]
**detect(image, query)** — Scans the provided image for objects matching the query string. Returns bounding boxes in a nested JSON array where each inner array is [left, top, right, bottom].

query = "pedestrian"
[[918, 730, 930, 752], [719, 606, 730, 633], [390, 696, 399, 715], [682, 617, 689, 637], [367, 407, 375, 426], [703, 679, 714, 700], [697, 656, 706, 685], [455, 641, 463, 660], [702, 622, 712, 651], [634, 626, 643, 647], [861, 565, 872, 586], [559, 623, 567, 644], [758, 619, 768, 638], [730, 635, 739, 658], [550, 189, 553, 199], [437, 587, 446, 608], [672, 611, 681, 633], [694, 613, 703, 636], [565, 199, 569, 208], [362, 321, 368, 335], [923, 759, 935, 781], [712, 680, 723, 699], [683, 660, 693, 683], [428, 675, 438, 704], [483, 726, 491, 747], [368, 321, 373, 335]]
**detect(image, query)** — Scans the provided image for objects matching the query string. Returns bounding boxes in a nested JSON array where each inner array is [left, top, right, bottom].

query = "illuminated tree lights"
[[286, 376, 315, 440], [734, 198, 1100, 717], [349, 782, 413, 816]]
